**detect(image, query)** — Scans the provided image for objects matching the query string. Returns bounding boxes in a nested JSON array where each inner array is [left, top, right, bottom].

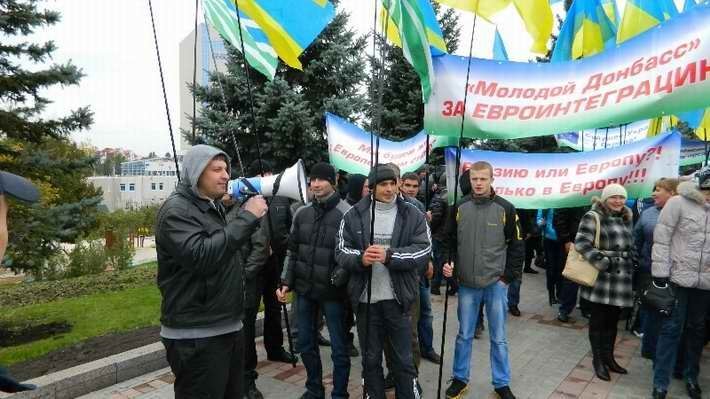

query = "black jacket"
[[553, 206, 589, 244], [155, 183, 260, 328], [226, 204, 269, 309], [263, 196, 293, 259], [282, 192, 351, 300], [335, 195, 431, 312], [429, 189, 448, 242]]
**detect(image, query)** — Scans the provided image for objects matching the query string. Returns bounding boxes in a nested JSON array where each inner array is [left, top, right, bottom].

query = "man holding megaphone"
[[155, 145, 267, 399]]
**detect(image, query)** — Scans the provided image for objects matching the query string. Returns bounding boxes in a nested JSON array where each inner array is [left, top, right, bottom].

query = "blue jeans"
[[507, 278, 521, 307], [418, 281, 435, 354], [452, 282, 512, 388], [296, 295, 350, 399], [558, 277, 579, 316], [641, 307, 660, 357], [653, 287, 710, 391]]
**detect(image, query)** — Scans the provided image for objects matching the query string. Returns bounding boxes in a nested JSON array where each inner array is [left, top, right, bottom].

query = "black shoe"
[[384, 373, 395, 390], [581, 310, 591, 319], [641, 350, 655, 360], [474, 325, 483, 339], [557, 313, 572, 323], [652, 388, 667, 399], [445, 378, 468, 398], [590, 332, 611, 381], [494, 385, 517, 399], [523, 267, 539, 274], [422, 350, 442, 364], [602, 332, 627, 374], [431, 285, 441, 295], [687, 382, 702, 399], [317, 333, 331, 347], [508, 305, 521, 317], [267, 348, 298, 364]]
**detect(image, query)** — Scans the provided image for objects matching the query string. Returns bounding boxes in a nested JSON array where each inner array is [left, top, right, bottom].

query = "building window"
[[159, 183, 164, 191], [129, 183, 135, 192], [151, 183, 156, 191], [120, 183, 126, 192]]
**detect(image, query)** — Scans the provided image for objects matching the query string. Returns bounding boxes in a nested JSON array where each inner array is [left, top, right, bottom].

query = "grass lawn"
[[0, 262, 292, 366], [0, 283, 160, 366]]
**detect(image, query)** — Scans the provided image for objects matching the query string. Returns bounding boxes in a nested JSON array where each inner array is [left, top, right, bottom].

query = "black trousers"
[[524, 235, 542, 268], [357, 300, 418, 399], [162, 330, 244, 399], [589, 302, 621, 337]]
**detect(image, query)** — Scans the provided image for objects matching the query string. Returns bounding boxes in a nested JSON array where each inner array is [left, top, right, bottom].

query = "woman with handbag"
[[650, 169, 710, 399], [574, 184, 635, 382]]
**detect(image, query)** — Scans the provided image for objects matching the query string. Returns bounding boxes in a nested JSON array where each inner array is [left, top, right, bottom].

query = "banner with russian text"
[[556, 120, 651, 151], [326, 113, 457, 175], [445, 132, 681, 209], [425, 4, 710, 139]]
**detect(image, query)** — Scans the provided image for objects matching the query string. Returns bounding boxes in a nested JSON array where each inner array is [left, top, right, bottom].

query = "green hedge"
[[0, 262, 157, 308]]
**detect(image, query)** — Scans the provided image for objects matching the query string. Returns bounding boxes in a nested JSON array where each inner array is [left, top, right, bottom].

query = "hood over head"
[[181, 144, 231, 197]]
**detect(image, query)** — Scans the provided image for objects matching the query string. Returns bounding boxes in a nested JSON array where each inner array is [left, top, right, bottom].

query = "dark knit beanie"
[[368, 164, 398, 188], [309, 162, 336, 186]]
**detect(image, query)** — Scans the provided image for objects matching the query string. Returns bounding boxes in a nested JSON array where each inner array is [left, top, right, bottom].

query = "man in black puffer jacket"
[[276, 162, 351, 399], [336, 164, 431, 399]]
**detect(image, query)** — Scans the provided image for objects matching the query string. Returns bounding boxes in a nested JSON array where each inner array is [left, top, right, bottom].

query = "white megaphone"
[[228, 159, 309, 204]]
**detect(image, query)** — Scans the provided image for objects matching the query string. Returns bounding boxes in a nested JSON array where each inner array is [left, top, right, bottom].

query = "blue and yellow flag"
[[384, 0, 448, 55], [617, 0, 678, 43], [600, 0, 619, 26], [234, 0, 335, 70], [551, 0, 616, 62], [204, 0, 278, 79], [492, 28, 509, 61], [435, 0, 553, 54]]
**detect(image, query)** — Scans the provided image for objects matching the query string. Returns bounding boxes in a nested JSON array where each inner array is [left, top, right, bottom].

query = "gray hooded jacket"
[[156, 145, 260, 335], [652, 181, 710, 290]]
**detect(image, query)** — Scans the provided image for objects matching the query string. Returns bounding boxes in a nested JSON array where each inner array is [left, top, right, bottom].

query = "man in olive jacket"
[[155, 145, 267, 399], [442, 161, 523, 399]]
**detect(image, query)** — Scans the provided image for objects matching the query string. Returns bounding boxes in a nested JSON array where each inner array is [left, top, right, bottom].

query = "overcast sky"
[[19, 0, 682, 156]]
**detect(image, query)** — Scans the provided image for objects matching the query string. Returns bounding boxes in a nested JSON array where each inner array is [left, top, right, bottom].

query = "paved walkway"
[[82, 269, 710, 399]]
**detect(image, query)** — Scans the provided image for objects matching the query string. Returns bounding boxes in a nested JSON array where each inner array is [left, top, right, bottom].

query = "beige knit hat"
[[601, 183, 628, 202]]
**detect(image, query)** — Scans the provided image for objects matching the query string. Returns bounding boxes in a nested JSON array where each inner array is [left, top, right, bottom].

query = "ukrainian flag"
[[617, 0, 678, 44], [600, 0, 619, 26], [384, 0, 448, 55], [234, 0, 335, 70], [435, 0, 553, 54], [492, 28, 509, 61], [551, 0, 616, 62]]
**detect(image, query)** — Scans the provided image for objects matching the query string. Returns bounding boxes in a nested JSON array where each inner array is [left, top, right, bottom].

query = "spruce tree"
[[0, 0, 101, 276], [191, 6, 368, 172]]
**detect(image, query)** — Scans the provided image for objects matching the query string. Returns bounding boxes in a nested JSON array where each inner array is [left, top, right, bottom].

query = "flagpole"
[[437, 3, 480, 398], [618, 125, 623, 147], [604, 127, 609, 149], [705, 128, 708, 165], [362, 1, 389, 396], [192, 0, 199, 142], [233, 0, 297, 368], [425, 134, 431, 209], [147, 0, 181, 182]]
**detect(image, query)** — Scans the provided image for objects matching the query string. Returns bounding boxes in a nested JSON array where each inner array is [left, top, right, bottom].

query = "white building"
[[88, 158, 182, 211]]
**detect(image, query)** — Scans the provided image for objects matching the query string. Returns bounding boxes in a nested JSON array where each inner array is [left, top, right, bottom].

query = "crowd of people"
[[153, 144, 710, 399]]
